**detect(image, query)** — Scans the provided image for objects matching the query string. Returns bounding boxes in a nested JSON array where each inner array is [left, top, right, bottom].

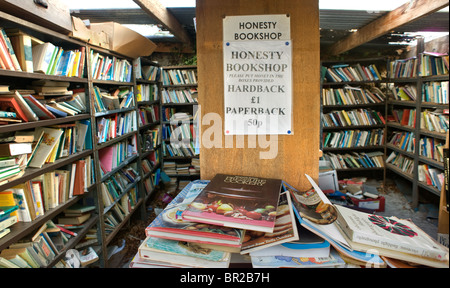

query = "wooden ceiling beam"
[[133, 0, 194, 51], [327, 0, 449, 55]]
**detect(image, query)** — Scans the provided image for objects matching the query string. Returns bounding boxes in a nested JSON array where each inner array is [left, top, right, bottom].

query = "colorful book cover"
[[240, 190, 299, 254], [182, 174, 282, 233], [146, 180, 244, 248]]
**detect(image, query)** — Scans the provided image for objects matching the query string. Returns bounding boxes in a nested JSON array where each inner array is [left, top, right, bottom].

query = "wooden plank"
[[327, 0, 449, 55], [197, 0, 320, 190], [133, 0, 193, 49], [0, 0, 73, 34]]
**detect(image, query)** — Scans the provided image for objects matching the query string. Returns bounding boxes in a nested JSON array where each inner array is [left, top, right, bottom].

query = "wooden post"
[[196, 0, 320, 190]]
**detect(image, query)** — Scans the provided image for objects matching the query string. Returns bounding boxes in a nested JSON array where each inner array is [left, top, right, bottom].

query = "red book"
[[72, 160, 85, 196], [0, 96, 29, 121]]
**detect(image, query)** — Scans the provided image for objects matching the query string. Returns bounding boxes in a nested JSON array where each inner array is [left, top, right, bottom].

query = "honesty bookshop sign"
[[223, 14, 292, 135]]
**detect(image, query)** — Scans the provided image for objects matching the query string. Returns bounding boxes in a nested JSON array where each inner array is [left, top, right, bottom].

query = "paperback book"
[[240, 190, 299, 254], [182, 174, 282, 233]]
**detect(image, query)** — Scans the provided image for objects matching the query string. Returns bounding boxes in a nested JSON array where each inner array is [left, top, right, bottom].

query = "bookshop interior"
[[0, 0, 449, 270]]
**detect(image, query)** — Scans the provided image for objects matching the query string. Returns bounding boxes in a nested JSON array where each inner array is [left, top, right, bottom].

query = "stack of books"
[[131, 173, 449, 268]]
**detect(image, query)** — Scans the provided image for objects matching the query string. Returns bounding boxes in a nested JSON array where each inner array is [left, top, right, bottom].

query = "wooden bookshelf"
[[0, 10, 153, 268]]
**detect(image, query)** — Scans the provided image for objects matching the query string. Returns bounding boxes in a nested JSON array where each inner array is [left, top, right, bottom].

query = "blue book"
[[45, 104, 67, 118], [0, 205, 18, 219]]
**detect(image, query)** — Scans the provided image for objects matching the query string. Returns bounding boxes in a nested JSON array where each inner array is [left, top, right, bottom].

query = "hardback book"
[[240, 190, 299, 254], [182, 174, 282, 233], [146, 181, 244, 252], [138, 236, 231, 268], [335, 205, 449, 262]]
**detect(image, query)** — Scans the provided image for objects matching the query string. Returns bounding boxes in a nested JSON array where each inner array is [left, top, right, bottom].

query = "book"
[[286, 177, 387, 268], [0, 96, 29, 122], [57, 212, 91, 225], [335, 205, 449, 262], [7, 30, 34, 72], [0, 215, 18, 231], [21, 94, 56, 120], [0, 142, 32, 157], [182, 174, 282, 233], [138, 236, 231, 268], [249, 224, 331, 258], [250, 249, 346, 268], [146, 181, 244, 252], [27, 127, 64, 168], [32, 42, 56, 74], [240, 190, 299, 254]]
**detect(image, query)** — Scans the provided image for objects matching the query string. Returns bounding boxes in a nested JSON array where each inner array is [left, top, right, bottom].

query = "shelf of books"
[[87, 45, 146, 267], [160, 65, 200, 193], [320, 58, 387, 175], [0, 11, 99, 267], [385, 48, 449, 207], [134, 57, 162, 202]]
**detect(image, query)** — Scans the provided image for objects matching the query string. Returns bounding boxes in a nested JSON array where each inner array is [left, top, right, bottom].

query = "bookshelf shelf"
[[0, 114, 91, 133], [384, 43, 449, 207]]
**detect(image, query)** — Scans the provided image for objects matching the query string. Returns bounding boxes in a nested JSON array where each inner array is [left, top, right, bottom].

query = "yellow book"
[[341, 110, 352, 126], [70, 51, 81, 77]]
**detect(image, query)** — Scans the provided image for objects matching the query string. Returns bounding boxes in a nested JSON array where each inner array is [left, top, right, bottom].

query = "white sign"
[[223, 14, 292, 135], [223, 40, 292, 135], [223, 14, 291, 41]]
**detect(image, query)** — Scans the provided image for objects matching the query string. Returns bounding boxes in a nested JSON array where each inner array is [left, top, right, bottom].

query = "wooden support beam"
[[327, 0, 449, 55], [133, 0, 194, 50]]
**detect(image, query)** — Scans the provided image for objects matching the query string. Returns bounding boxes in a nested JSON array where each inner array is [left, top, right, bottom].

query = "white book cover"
[[335, 205, 449, 261]]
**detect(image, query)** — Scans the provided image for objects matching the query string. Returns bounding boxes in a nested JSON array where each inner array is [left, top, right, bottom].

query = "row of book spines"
[[104, 187, 139, 234], [162, 123, 196, 141], [93, 86, 135, 113], [162, 141, 196, 158], [136, 84, 159, 102], [386, 151, 414, 174], [1, 158, 93, 223], [323, 151, 384, 170], [141, 158, 158, 175], [98, 137, 138, 176], [420, 111, 448, 133], [322, 109, 385, 127], [388, 131, 415, 153], [389, 109, 416, 128], [89, 51, 132, 82], [96, 112, 137, 144], [323, 63, 382, 83], [162, 69, 197, 86], [101, 167, 139, 208], [0, 218, 94, 268], [161, 88, 197, 104], [141, 128, 161, 149], [138, 106, 160, 125], [387, 150, 444, 190], [419, 137, 446, 162], [322, 86, 385, 106], [422, 81, 449, 104], [388, 53, 449, 78], [323, 129, 384, 148]]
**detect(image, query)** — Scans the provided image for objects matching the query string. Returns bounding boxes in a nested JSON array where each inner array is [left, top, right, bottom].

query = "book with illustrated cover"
[[182, 174, 282, 233], [240, 190, 299, 254], [146, 180, 244, 251], [138, 236, 231, 268], [335, 204, 449, 262]]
